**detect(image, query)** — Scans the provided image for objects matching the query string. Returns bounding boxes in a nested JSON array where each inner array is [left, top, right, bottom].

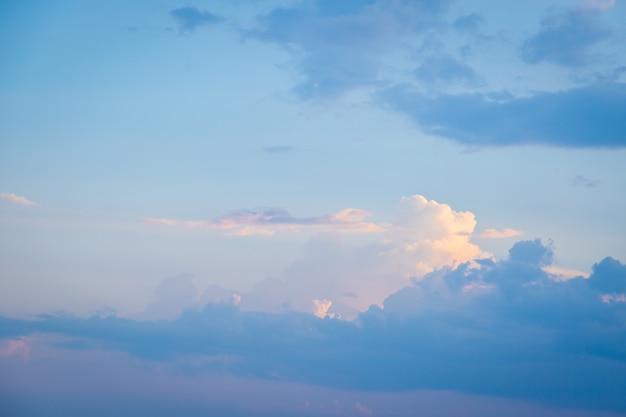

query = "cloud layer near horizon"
[[2, 240, 625, 412]]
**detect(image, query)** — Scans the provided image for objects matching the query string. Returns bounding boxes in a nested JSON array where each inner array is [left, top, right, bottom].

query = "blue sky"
[[1, 1, 626, 416]]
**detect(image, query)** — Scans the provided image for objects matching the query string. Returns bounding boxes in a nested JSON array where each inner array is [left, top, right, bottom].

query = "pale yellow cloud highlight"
[[479, 228, 523, 239], [312, 299, 335, 318], [0, 193, 39, 206], [543, 265, 589, 281], [387, 195, 488, 278]]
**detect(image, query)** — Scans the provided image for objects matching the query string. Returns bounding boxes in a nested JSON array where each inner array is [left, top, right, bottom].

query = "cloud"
[[413, 54, 483, 86], [479, 228, 522, 239], [238, 195, 488, 319], [521, 7, 611, 67], [0, 338, 29, 358], [136, 274, 199, 320], [2, 240, 626, 412], [543, 265, 588, 281], [583, 0, 616, 11], [245, 0, 453, 99], [573, 175, 602, 188], [141, 217, 178, 226], [312, 299, 334, 319], [378, 82, 626, 148], [453, 13, 485, 34], [141, 195, 492, 319], [0, 193, 39, 207], [263, 145, 296, 153], [354, 402, 373, 415], [143, 206, 386, 236], [587, 256, 626, 294], [169, 7, 222, 33]]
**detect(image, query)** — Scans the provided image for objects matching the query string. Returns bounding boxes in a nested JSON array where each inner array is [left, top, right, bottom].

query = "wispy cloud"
[[479, 228, 522, 238], [521, 6, 611, 67], [142, 207, 386, 235], [582, 0, 616, 12], [413, 54, 483, 87], [245, 0, 453, 99], [573, 175, 602, 188], [169, 7, 222, 33], [0, 193, 39, 207]]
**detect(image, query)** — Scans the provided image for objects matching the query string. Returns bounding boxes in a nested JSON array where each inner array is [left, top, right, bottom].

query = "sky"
[[1, 0, 626, 415]]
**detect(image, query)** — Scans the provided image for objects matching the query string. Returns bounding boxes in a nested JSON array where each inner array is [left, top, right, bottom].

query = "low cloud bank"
[[1, 240, 625, 411]]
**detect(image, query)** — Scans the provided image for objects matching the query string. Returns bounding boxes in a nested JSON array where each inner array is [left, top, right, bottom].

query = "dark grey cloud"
[[170, 7, 222, 33], [413, 54, 483, 86], [245, 0, 453, 99], [2, 240, 626, 411], [379, 82, 626, 148], [521, 7, 611, 67]]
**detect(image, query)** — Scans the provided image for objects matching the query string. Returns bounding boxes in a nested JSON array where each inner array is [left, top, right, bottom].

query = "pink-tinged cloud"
[[141, 217, 180, 226], [0, 338, 30, 358], [0, 193, 39, 206], [543, 265, 589, 280], [142, 207, 388, 235], [355, 402, 374, 415], [479, 228, 523, 239], [583, 0, 615, 11]]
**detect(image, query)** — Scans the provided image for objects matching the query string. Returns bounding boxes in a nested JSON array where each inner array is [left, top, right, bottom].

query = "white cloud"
[[387, 195, 487, 277], [239, 195, 490, 318], [0, 193, 39, 207]]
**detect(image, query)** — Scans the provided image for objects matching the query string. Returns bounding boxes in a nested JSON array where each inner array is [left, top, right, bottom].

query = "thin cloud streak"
[[479, 228, 523, 238], [0, 193, 39, 207], [142, 207, 388, 235]]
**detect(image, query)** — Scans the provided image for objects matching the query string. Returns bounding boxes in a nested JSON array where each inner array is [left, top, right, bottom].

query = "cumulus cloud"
[[169, 7, 222, 33], [237, 195, 489, 319], [245, 0, 453, 99], [0, 193, 39, 207], [521, 6, 611, 67], [142, 195, 498, 319], [379, 82, 626, 148], [2, 240, 626, 412]]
